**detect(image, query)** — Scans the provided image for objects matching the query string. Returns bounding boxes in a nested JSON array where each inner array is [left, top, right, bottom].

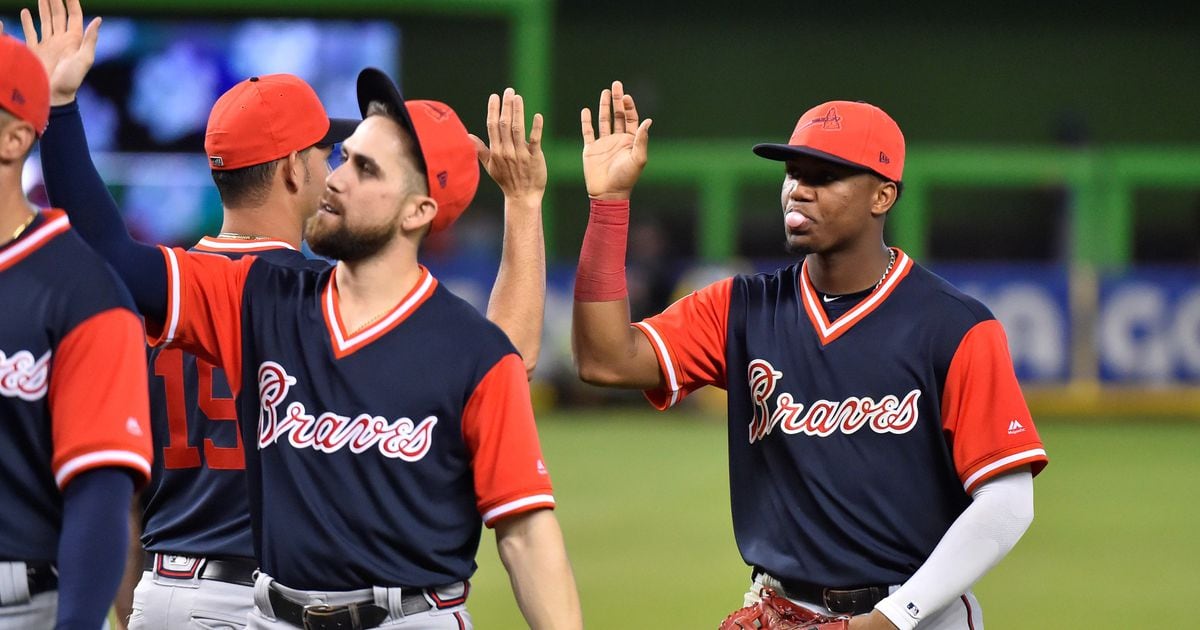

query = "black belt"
[[144, 554, 258, 588], [25, 562, 57, 597], [268, 584, 432, 630], [753, 568, 889, 616]]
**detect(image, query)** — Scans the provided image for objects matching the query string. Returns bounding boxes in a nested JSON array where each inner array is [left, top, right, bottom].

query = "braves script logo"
[[0, 350, 50, 401], [793, 106, 843, 135], [746, 358, 920, 443], [257, 361, 437, 461]]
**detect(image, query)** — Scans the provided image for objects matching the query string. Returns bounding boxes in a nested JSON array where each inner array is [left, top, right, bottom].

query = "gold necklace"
[[874, 248, 897, 292], [217, 231, 266, 240], [349, 307, 392, 334], [8, 211, 35, 243]]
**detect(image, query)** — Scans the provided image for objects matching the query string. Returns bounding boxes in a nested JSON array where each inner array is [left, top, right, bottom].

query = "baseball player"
[[572, 81, 1048, 629], [27, 2, 557, 629], [37, 15, 580, 630], [0, 30, 152, 630]]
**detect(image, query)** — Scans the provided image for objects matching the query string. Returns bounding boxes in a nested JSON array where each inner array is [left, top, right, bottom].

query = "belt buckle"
[[822, 587, 852, 614], [302, 603, 358, 630]]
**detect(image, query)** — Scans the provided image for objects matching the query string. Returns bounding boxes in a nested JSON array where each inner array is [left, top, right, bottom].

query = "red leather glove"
[[719, 587, 852, 630]]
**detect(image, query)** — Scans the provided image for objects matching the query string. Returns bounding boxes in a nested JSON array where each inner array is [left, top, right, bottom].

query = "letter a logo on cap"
[[11, 89, 25, 105], [794, 106, 842, 134]]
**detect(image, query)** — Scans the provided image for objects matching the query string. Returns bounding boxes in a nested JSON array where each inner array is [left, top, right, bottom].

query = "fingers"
[[496, 87, 514, 153], [484, 92, 500, 149], [632, 118, 653, 164], [510, 92, 525, 149], [467, 133, 490, 165], [597, 89, 611, 138], [20, 9, 36, 43], [623, 94, 639, 132], [529, 113, 544, 152], [38, 0, 51, 38], [611, 81, 626, 134], [67, 0, 83, 34], [50, 0, 65, 36], [580, 107, 595, 146]]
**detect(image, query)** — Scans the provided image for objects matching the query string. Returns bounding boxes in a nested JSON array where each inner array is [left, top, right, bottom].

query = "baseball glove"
[[718, 587, 851, 630]]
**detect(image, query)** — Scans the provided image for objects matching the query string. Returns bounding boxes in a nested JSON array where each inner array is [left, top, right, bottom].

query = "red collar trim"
[[0, 210, 71, 273], [322, 265, 438, 359], [798, 248, 913, 345]]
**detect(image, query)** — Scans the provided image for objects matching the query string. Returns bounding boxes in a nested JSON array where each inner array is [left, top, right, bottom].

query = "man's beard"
[[306, 214, 398, 263]]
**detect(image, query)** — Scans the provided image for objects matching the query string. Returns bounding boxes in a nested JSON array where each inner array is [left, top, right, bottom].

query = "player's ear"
[[0, 117, 36, 164], [400, 195, 438, 234], [281, 150, 305, 194], [870, 179, 899, 217]]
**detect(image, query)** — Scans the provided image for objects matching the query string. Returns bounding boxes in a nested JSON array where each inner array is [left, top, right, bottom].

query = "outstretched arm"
[[469, 88, 546, 377], [495, 509, 582, 630], [572, 81, 662, 389], [24, 0, 167, 322]]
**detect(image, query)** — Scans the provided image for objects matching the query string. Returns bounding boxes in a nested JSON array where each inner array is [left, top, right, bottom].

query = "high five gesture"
[[580, 80, 652, 200]]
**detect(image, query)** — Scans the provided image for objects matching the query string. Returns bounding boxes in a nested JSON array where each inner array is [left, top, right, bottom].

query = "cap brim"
[[356, 67, 426, 171], [752, 143, 879, 174], [318, 118, 359, 147]]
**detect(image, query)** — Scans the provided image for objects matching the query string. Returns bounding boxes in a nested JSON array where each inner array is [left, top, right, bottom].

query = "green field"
[[464, 409, 1200, 628]]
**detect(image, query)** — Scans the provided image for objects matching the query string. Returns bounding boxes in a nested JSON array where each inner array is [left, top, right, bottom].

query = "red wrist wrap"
[[574, 199, 630, 302]]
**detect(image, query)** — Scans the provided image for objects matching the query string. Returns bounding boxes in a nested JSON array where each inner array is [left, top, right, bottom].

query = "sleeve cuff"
[[481, 494, 556, 528], [874, 596, 918, 630]]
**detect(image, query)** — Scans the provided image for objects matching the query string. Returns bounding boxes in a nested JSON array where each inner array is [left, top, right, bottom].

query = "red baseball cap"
[[356, 67, 479, 233], [205, 74, 357, 171], [753, 100, 905, 183], [0, 35, 50, 136]]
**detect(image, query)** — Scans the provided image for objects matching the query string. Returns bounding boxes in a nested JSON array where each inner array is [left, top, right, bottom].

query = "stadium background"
[[1, 0, 1196, 626]]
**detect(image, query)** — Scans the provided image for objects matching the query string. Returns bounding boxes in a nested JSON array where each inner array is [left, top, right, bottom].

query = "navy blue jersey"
[[0, 210, 152, 561], [140, 236, 327, 558], [151, 249, 554, 590], [635, 249, 1048, 587]]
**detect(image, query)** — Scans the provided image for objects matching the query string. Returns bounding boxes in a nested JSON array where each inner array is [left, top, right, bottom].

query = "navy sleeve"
[[41, 101, 167, 323], [55, 468, 134, 630]]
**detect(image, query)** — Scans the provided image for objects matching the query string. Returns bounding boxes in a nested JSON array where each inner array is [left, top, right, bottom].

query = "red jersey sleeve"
[[462, 353, 555, 528], [633, 277, 732, 410], [49, 308, 153, 489], [942, 319, 1049, 493], [147, 246, 253, 395]]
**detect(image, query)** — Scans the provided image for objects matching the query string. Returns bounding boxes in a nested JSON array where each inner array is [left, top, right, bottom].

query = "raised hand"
[[21, 0, 101, 106], [468, 87, 546, 205], [580, 80, 652, 201]]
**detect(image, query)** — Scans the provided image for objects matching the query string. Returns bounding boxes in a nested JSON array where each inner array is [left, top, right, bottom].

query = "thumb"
[[632, 118, 653, 163], [467, 133, 490, 165], [81, 17, 102, 60]]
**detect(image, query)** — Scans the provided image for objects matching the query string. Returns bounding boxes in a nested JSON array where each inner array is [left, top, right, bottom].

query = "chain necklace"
[[7, 211, 36, 244], [217, 231, 266, 240], [874, 247, 897, 292]]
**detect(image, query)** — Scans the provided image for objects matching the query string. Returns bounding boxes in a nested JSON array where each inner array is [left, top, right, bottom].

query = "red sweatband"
[[574, 199, 630, 302]]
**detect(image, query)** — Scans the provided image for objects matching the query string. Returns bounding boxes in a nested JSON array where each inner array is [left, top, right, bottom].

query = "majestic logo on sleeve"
[[0, 350, 50, 401], [256, 361, 437, 461], [746, 359, 921, 443]]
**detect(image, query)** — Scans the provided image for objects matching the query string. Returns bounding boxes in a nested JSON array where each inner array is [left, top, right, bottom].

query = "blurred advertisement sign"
[[1098, 269, 1200, 384]]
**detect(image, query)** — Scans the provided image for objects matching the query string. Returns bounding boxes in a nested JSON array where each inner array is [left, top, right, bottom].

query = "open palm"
[[21, 0, 101, 106], [581, 81, 652, 200]]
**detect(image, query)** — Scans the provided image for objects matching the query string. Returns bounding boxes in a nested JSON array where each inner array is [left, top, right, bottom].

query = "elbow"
[[574, 357, 617, 387], [522, 354, 538, 380]]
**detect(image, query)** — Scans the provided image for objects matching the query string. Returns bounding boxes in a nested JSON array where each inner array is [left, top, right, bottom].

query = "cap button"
[[249, 76, 259, 82]]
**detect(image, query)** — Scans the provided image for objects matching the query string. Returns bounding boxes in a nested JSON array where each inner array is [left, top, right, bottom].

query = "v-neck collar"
[[194, 235, 298, 253], [0, 210, 70, 273], [798, 248, 912, 345], [321, 265, 438, 359]]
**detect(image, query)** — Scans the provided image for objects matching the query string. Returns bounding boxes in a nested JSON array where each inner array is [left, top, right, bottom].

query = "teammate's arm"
[[572, 81, 662, 389], [470, 88, 547, 376], [494, 509, 582, 630], [24, 0, 167, 321]]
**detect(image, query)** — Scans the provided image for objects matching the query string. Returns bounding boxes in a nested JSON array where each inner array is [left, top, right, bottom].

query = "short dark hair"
[[210, 146, 318, 208], [210, 159, 280, 208], [365, 100, 428, 195]]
